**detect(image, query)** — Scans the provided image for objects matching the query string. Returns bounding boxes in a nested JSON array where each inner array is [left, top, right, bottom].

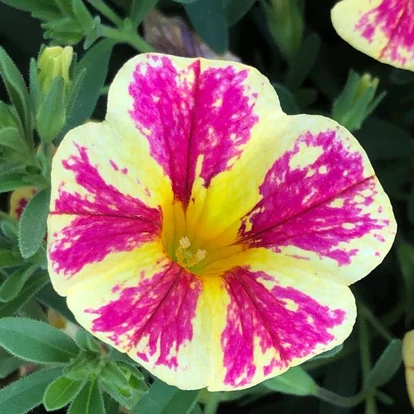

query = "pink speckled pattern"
[[87, 261, 202, 368], [356, 0, 414, 64], [47, 54, 396, 391], [221, 268, 345, 387], [128, 55, 259, 206], [238, 130, 389, 266]]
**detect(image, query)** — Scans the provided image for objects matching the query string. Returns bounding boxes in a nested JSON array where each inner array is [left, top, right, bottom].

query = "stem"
[[204, 392, 221, 414], [88, 0, 124, 27], [359, 314, 377, 414], [360, 305, 393, 342], [316, 387, 365, 408], [100, 25, 153, 52]]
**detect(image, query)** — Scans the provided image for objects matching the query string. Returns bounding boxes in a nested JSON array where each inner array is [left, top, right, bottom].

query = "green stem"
[[359, 314, 377, 414], [88, 0, 124, 27], [204, 392, 221, 414], [316, 387, 365, 408], [360, 305, 393, 342], [100, 25, 153, 52]]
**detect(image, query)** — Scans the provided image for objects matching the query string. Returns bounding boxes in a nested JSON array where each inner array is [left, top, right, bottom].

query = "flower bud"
[[38, 46, 73, 94]]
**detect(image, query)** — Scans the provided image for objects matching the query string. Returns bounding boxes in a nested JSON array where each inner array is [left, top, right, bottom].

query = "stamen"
[[175, 237, 206, 268]]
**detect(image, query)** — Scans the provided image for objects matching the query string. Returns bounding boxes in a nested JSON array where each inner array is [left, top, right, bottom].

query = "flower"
[[38, 46, 73, 93], [47, 53, 396, 391], [403, 330, 414, 407], [331, 0, 414, 71], [143, 9, 240, 61]]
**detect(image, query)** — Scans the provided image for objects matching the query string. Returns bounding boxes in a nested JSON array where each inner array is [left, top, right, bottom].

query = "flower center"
[[175, 236, 207, 269]]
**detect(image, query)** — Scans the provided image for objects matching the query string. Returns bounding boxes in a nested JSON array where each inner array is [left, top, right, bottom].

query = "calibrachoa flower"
[[47, 53, 396, 391], [331, 0, 414, 71], [143, 9, 240, 61]]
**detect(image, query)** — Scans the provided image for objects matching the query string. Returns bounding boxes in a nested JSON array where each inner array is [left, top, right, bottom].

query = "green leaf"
[[273, 83, 299, 114], [75, 330, 101, 353], [36, 77, 66, 142], [284, 33, 321, 91], [43, 376, 85, 411], [0, 271, 49, 317], [130, 0, 158, 28], [132, 379, 180, 414], [59, 39, 114, 141], [0, 264, 38, 302], [356, 117, 414, 162], [0, 367, 62, 414], [0, 126, 26, 152], [101, 361, 130, 389], [0, 317, 79, 364], [160, 389, 200, 414], [185, 0, 228, 54], [0, 354, 23, 379], [0, 47, 32, 143], [72, 0, 94, 31], [18, 188, 50, 259], [0, 250, 23, 268], [0, 171, 30, 193], [308, 344, 343, 361], [365, 339, 402, 388], [225, 0, 256, 26], [37, 283, 78, 324], [0, 0, 59, 14], [29, 58, 41, 111], [262, 367, 318, 396], [69, 380, 105, 414]]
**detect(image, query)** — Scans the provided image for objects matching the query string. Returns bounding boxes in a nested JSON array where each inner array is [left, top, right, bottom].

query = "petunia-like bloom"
[[47, 53, 396, 391], [331, 0, 414, 71], [143, 9, 240, 61]]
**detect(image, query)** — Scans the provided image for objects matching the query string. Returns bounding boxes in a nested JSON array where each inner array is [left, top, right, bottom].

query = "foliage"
[[0, 0, 412, 412]]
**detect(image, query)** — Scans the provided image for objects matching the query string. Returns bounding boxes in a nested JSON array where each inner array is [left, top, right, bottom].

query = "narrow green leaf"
[[0, 264, 38, 302], [308, 344, 343, 361], [0, 250, 23, 268], [36, 77, 66, 142], [1, 218, 18, 241], [59, 39, 114, 141], [0, 271, 49, 317], [284, 33, 321, 91], [185, 0, 228, 54], [365, 339, 402, 388], [101, 361, 130, 388], [0, 0, 59, 14], [43, 376, 85, 411], [0, 355, 23, 379], [160, 390, 200, 414], [75, 330, 101, 353], [0, 171, 29, 193], [262, 367, 318, 396], [132, 379, 179, 414], [72, 0, 94, 31], [0, 317, 79, 364], [0, 367, 62, 414], [130, 0, 158, 28], [29, 58, 41, 111], [0, 126, 26, 152], [225, 0, 256, 26], [0, 47, 32, 143], [69, 380, 105, 414], [18, 188, 50, 259]]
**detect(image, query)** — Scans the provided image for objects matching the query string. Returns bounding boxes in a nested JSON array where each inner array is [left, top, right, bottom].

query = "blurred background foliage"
[[0, 0, 413, 413]]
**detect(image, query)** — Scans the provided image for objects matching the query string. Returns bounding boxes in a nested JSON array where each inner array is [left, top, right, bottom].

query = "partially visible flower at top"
[[143, 9, 240, 61], [38, 46, 74, 93], [403, 330, 414, 407], [47, 53, 396, 391], [331, 0, 414, 71], [9, 187, 37, 220]]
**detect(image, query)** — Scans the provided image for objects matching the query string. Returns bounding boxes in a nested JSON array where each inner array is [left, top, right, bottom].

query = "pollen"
[[176, 236, 207, 269]]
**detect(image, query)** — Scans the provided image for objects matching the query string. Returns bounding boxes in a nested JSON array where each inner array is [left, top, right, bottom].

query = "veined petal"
[[66, 246, 211, 389], [65, 245, 354, 391], [48, 121, 166, 293], [236, 115, 396, 285], [106, 53, 283, 207], [331, 0, 414, 71]]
